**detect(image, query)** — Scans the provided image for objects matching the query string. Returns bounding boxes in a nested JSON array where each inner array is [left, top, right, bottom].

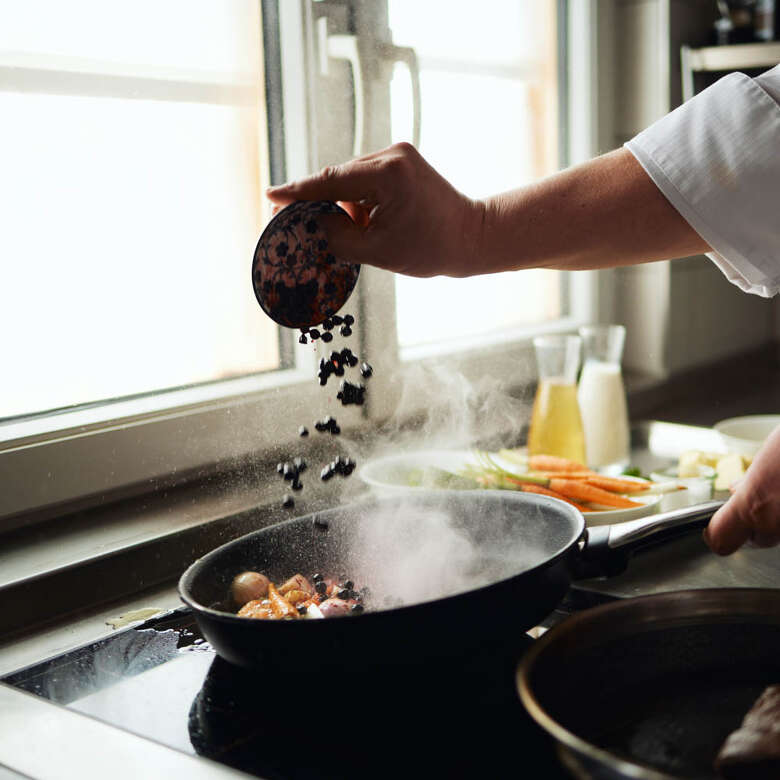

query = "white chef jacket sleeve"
[[625, 64, 780, 298]]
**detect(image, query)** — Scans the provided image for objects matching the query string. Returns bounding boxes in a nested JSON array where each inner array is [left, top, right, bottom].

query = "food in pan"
[[715, 684, 780, 779], [232, 570, 365, 619]]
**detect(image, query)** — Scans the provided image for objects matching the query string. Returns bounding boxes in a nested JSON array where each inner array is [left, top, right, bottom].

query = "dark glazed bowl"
[[251, 200, 360, 328]]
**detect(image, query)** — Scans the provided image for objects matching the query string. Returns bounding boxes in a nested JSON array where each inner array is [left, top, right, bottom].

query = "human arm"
[[266, 143, 708, 278]]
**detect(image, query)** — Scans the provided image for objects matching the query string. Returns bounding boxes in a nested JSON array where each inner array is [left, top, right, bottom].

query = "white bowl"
[[713, 415, 780, 457], [359, 450, 479, 492]]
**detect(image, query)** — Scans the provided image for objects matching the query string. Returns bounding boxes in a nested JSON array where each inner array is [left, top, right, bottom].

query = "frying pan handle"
[[580, 500, 726, 576]]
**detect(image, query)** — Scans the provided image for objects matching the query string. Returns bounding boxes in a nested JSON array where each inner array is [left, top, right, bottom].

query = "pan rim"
[[516, 587, 780, 780], [178, 488, 585, 624]]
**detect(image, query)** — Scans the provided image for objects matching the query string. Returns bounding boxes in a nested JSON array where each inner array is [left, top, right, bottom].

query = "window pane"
[[0, 3, 277, 420], [388, 0, 563, 350]]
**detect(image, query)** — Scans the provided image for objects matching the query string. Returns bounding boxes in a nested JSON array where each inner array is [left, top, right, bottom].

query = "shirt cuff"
[[625, 71, 780, 298]]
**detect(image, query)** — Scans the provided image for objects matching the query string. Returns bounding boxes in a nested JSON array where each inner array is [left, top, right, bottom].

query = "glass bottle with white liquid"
[[577, 324, 630, 470]]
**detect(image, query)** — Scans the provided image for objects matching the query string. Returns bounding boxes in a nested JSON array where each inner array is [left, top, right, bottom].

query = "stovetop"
[[2, 606, 580, 779]]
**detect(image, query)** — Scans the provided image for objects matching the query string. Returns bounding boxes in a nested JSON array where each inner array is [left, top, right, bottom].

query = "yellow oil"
[[528, 379, 586, 463]]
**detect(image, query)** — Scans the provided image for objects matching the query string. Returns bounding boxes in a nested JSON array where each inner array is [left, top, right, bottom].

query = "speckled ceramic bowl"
[[251, 200, 360, 329]]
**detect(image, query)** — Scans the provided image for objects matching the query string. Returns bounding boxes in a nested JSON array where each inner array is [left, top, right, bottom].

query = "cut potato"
[[678, 450, 720, 477], [714, 453, 750, 492]]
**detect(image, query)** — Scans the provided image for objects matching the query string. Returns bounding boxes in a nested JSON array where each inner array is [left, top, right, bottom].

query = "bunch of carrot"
[[466, 452, 650, 513]]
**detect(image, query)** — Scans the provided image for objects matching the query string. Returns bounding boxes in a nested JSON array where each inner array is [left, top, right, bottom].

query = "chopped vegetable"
[[582, 475, 650, 494], [547, 479, 642, 509], [518, 483, 593, 512], [528, 454, 588, 473]]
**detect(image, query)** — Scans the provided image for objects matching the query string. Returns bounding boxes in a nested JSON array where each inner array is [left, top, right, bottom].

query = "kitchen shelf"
[[681, 41, 780, 100]]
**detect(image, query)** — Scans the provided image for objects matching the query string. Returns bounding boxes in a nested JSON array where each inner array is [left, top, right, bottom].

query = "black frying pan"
[[178, 490, 724, 670], [517, 589, 780, 780]]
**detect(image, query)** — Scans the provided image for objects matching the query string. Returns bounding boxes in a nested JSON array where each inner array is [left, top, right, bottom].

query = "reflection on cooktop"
[[3, 609, 568, 780]]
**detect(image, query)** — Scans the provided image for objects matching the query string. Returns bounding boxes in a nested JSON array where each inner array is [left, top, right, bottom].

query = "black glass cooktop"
[[2, 607, 573, 779]]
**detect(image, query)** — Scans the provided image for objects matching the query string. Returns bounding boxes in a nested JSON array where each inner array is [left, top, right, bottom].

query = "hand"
[[266, 143, 484, 278], [703, 425, 780, 554]]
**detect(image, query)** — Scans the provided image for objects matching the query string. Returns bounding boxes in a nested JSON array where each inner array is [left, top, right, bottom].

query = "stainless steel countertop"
[[577, 421, 780, 598]]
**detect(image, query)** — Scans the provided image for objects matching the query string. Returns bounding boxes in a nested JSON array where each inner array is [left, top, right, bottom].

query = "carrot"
[[584, 475, 650, 494], [520, 483, 593, 512], [528, 454, 589, 473], [533, 471, 594, 479], [549, 478, 643, 509]]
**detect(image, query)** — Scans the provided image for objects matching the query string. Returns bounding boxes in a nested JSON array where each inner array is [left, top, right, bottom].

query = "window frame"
[[0, 0, 606, 530]]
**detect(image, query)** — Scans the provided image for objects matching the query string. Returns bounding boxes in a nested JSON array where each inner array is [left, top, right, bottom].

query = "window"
[[0, 1, 279, 420], [387, 0, 565, 351], [0, 1, 596, 526]]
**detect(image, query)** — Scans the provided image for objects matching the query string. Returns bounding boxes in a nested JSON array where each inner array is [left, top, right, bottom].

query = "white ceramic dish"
[[648, 466, 714, 508], [359, 450, 662, 526], [581, 480, 662, 526], [714, 415, 780, 457]]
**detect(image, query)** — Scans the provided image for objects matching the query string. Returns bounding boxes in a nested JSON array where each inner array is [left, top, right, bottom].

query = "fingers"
[[703, 499, 753, 555], [317, 213, 381, 266], [266, 159, 382, 207]]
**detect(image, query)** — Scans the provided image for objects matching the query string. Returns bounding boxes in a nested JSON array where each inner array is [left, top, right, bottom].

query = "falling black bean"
[[282, 495, 294, 509]]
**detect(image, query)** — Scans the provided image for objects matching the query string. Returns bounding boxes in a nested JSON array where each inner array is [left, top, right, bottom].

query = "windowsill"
[[0, 367, 311, 448], [2, 344, 777, 674]]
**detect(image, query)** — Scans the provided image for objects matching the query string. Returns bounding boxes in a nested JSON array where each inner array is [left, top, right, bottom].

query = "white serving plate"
[[649, 465, 715, 508], [714, 415, 780, 457], [359, 450, 662, 526]]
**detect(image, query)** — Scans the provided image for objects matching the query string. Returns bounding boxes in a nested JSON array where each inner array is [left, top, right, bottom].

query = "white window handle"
[[377, 42, 421, 150], [318, 22, 366, 158], [318, 19, 421, 157]]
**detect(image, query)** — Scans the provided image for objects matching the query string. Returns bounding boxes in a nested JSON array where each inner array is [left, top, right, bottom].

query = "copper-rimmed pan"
[[179, 490, 724, 670]]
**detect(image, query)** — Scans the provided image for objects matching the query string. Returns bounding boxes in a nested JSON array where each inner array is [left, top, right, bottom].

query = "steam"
[[326, 357, 542, 608], [342, 495, 552, 609], [373, 358, 532, 454]]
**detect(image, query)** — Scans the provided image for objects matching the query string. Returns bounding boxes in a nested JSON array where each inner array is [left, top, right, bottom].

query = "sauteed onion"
[[232, 570, 366, 620]]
